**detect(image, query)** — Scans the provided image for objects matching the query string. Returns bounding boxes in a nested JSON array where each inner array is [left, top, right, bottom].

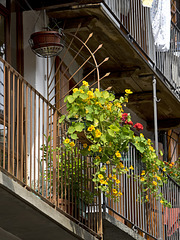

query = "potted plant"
[[29, 28, 64, 57], [59, 81, 179, 207]]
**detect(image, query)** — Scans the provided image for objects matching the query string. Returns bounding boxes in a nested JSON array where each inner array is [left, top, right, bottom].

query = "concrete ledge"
[[0, 171, 99, 240], [103, 213, 145, 240]]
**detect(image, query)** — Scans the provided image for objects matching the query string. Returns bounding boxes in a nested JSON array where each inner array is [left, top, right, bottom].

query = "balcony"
[[44, 0, 180, 129], [0, 57, 179, 240]]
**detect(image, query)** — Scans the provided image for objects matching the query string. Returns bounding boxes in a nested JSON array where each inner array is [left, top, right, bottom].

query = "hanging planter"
[[29, 30, 64, 58]]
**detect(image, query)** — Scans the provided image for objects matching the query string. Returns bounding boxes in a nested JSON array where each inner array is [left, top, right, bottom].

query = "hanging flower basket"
[[29, 30, 64, 58]]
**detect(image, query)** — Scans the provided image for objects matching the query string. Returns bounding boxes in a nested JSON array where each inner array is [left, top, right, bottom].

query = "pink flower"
[[122, 113, 128, 121], [134, 123, 143, 131]]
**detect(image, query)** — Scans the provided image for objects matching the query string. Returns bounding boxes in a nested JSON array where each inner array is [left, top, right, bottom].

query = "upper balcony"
[[27, 0, 180, 130]]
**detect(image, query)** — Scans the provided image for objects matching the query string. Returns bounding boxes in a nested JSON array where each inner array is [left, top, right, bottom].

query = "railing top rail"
[[0, 56, 61, 115]]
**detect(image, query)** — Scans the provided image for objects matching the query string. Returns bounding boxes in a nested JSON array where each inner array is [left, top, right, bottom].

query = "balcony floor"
[[103, 213, 145, 240], [0, 171, 98, 240]]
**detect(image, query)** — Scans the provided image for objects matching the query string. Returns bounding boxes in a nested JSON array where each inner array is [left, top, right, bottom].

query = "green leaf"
[[100, 134, 107, 143], [86, 114, 93, 122], [95, 91, 101, 98], [102, 91, 109, 99], [108, 129, 115, 137], [109, 93, 115, 101], [86, 106, 93, 113], [80, 93, 88, 100], [68, 126, 76, 134], [160, 150, 163, 156], [67, 95, 75, 103], [99, 98, 106, 104], [75, 122, 85, 132], [94, 118, 99, 127], [71, 133, 78, 140], [59, 115, 65, 124], [100, 114, 104, 122], [110, 124, 120, 132]]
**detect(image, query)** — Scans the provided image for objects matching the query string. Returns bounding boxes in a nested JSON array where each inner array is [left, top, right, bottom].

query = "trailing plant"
[[59, 81, 179, 207], [41, 136, 96, 204]]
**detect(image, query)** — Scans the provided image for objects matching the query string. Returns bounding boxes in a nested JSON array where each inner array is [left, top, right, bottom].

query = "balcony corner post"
[[52, 110, 57, 205]]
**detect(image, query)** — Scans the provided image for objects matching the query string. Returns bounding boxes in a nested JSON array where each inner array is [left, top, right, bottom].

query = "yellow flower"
[[163, 168, 166, 172], [153, 181, 157, 186], [104, 181, 108, 185], [147, 139, 151, 145], [95, 156, 100, 160], [87, 91, 94, 99], [129, 165, 134, 170], [88, 126, 93, 131], [125, 167, 129, 172], [146, 195, 149, 200], [140, 133, 144, 138], [95, 129, 102, 138], [106, 178, 109, 181], [115, 102, 122, 108], [64, 138, 70, 144], [86, 109, 89, 113], [70, 142, 75, 147], [95, 88, 99, 92], [116, 179, 120, 184], [98, 174, 104, 179], [169, 163, 172, 167], [141, 170, 145, 176], [112, 175, 117, 180], [106, 161, 110, 164], [99, 147, 102, 152], [73, 88, 79, 93], [149, 146, 154, 152], [140, 177, 145, 182], [112, 189, 117, 194], [83, 81, 89, 87], [88, 146, 91, 151], [80, 89, 84, 93], [125, 89, 133, 94], [109, 174, 112, 178], [115, 151, 121, 158], [119, 162, 124, 168], [157, 176, 161, 181], [118, 191, 123, 196], [160, 200, 164, 204], [83, 143, 87, 148], [100, 180, 105, 184], [103, 166, 106, 170]]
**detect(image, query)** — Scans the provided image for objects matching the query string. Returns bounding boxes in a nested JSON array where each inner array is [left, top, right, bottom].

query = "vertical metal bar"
[[34, 92, 36, 190], [38, 96, 40, 193], [49, 108, 52, 201], [8, 68, 10, 172], [46, 103, 49, 199], [21, 81, 24, 182], [25, 85, 28, 185], [153, 76, 159, 155], [17, 78, 19, 178], [42, 100, 45, 196], [12, 73, 15, 175], [52, 110, 57, 205], [3, 64, 6, 169], [30, 89, 32, 187]]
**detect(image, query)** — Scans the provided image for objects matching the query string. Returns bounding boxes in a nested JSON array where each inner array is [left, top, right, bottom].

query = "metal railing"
[[0, 57, 102, 239], [0, 56, 179, 240], [103, 0, 180, 96], [103, 144, 180, 240]]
